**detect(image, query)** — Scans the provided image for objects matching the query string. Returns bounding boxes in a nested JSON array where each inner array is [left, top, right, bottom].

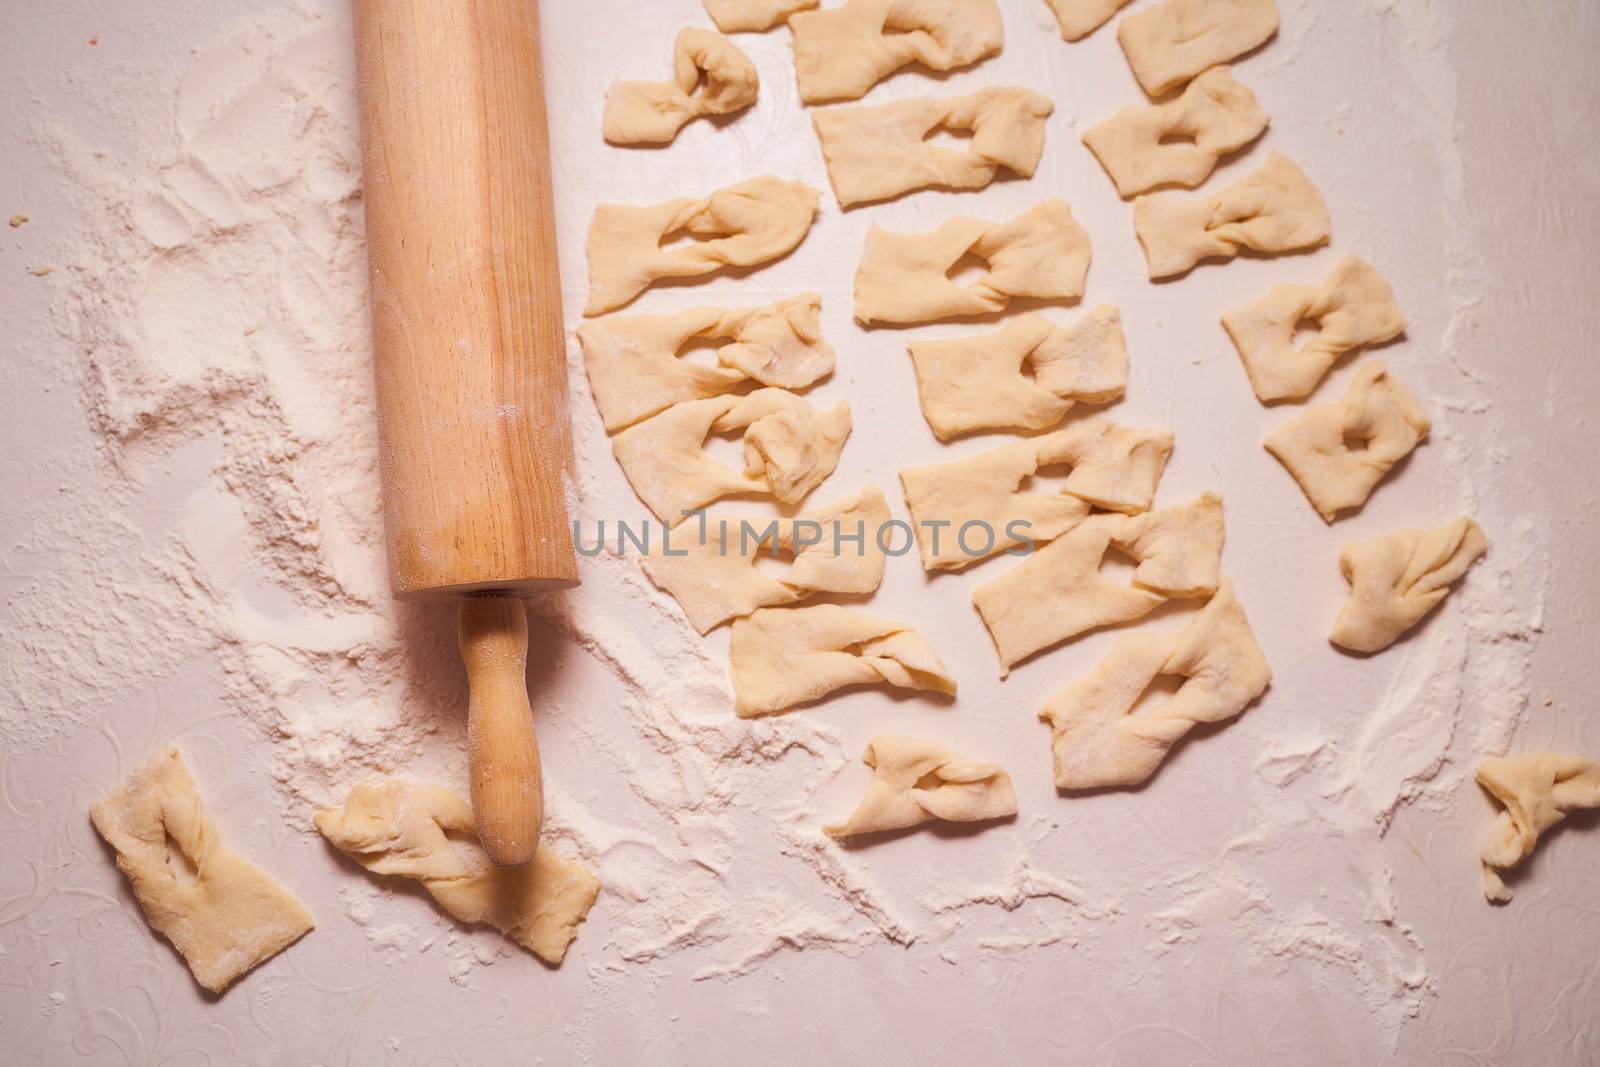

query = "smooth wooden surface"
[[458, 596, 543, 866], [355, 0, 578, 600]]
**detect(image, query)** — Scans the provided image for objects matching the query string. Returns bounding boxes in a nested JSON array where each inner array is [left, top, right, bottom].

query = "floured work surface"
[[0, 1, 1593, 1063]]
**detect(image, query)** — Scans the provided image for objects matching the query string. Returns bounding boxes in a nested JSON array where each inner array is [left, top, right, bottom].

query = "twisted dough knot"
[[603, 28, 758, 146]]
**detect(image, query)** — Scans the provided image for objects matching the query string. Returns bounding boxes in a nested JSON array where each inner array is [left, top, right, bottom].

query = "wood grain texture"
[[356, 0, 578, 600], [458, 596, 542, 866]]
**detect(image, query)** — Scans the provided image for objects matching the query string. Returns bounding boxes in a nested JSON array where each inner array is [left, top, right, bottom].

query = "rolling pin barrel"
[[355, 0, 575, 865]]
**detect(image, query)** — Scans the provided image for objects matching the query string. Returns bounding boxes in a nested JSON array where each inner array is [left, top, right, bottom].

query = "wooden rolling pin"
[[354, 0, 577, 865]]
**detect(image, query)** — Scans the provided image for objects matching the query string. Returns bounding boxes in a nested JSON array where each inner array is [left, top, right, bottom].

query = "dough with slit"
[[585, 176, 819, 315], [909, 307, 1128, 440], [578, 293, 834, 432], [900, 419, 1173, 571], [1118, 0, 1279, 97], [613, 388, 851, 523], [1045, 0, 1134, 41], [1330, 517, 1486, 653], [88, 747, 313, 994], [704, 0, 818, 32], [813, 87, 1052, 207], [641, 485, 890, 632], [1132, 152, 1329, 279], [1223, 256, 1406, 403], [789, 0, 1003, 105], [1083, 67, 1268, 198], [1039, 577, 1270, 788], [855, 199, 1091, 326], [315, 781, 599, 964], [825, 735, 1017, 837], [730, 604, 956, 717], [1264, 362, 1429, 521], [1477, 754, 1600, 903], [974, 494, 1224, 672], [603, 28, 758, 146]]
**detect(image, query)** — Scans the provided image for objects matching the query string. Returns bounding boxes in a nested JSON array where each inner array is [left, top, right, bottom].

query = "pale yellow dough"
[[1117, 0, 1279, 98], [1083, 67, 1268, 199], [789, 0, 1003, 105], [641, 485, 891, 632], [88, 747, 313, 994], [1223, 256, 1406, 403], [1477, 754, 1600, 903], [602, 28, 758, 146], [899, 419, 1173, 571], [578, 293, 834, 432], [1330, 517, 1487, 653], [1132, 152, 1329, 279], [704, 0, 819, 33], [315, 781, 600, 964], [825, 735, 1017, 837], [974, 493, 1225, 672], [1264, 362, 1429, 522], [584, 176, 820, 315], [1045, 0, 1134, 42], [730, 604, 956, 717], [612, 388, 851, 523], [855, 200, 1091, 326], [909, 307, 1128, 440], [1039, 578, 1271, 789], [813, 87, 1053, 207]]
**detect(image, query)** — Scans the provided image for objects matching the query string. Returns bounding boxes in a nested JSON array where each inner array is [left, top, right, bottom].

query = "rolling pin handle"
[[458, 593, 544, 866]]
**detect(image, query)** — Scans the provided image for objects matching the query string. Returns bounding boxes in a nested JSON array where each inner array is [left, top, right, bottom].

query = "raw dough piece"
[[813, 87, 1053, 207], [585, 176, 820, 315], [974, 493, 1225, 672], [1082, 67, 1268, 198], [578, 293, 834, 432], [88, 747, 313, 994], [704, 0, 819, 33], [855, 200, 1091, 326], [789, 0, 1003, 105], [1113, 490, 1227, 597], [641, 485, 891, 632], [315, 782, 600, 964], [1477, 754, 1600, 903], [1263, 362, 1429, 522], [1330, 517, 1487, 653], [1132, 152, 1329, 279], [612, 388, 852, 523], [730, 603, 957, 717], [1222, 256, 1407, 403], [1045, 0, 1134, 41], [899, 419, 1174, 571], [1118, 0, 1279, 97], [976, 518, 1161, 670], [1039, 577, 1270, 788], [603, 28, 759, 146], [908, 307, 1128, 440], [825, 735, 1017, 837]]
